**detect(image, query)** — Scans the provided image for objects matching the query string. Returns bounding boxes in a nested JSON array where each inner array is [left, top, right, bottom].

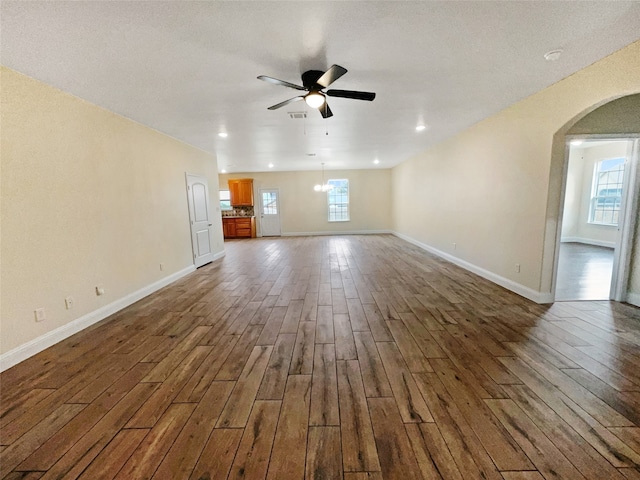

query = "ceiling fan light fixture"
[[305, 92, 326, 109]]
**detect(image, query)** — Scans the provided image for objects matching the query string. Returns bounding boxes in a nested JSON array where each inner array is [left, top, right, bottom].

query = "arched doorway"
[[541, 94, 640, 305]]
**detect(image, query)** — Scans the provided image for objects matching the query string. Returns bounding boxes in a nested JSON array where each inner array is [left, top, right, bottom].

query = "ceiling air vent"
[[288, 111, 307, 119]]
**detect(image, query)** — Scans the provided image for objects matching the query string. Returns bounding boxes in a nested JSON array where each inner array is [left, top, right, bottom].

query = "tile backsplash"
[[222, 206, 255, 217]]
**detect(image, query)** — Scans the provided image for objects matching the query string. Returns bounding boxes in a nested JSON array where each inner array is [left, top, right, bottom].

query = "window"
[[219, 190, 232, 211], [327, 179, 349, 222], [262, 191, 278, 215], [589, 157, 625, 226]]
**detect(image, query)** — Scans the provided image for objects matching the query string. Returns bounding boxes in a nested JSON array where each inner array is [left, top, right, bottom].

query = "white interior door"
[[186, 173, 215, 267], [260, 188, 281, 237]]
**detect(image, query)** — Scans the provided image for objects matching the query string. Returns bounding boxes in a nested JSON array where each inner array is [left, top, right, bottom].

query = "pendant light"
[[314, 163, 334, 192]]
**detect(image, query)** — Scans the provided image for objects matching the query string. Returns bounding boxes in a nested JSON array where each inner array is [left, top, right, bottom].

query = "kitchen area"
[[221, 178, 256, 239]]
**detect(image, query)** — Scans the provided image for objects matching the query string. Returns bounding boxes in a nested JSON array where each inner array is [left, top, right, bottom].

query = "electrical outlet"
[[34, 308, 46, 322], [96, 286, 105, 296], [160, 263, 165, 271], [453, 242, 457, 250], [515, 263, 521, 273], [65, 296, 74, 309]]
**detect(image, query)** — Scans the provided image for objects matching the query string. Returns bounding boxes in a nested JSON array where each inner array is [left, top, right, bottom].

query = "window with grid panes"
[[327, 179, 349, 222], [589, 157, 625, 226]]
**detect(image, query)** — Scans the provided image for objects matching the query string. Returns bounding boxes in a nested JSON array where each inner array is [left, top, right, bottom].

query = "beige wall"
[[1, 67, 222, 356], [561, 142, 629, 246], [391, 40, 640, 300], [219, 169, 392, 236]]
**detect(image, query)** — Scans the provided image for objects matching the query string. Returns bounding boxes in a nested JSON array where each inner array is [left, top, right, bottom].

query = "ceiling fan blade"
[[318, 103, 333, 118], [326, 89, 376, 101], [258, 75, 306, 91], [268, 96, 304, 110], [316, 65, 348, 88]]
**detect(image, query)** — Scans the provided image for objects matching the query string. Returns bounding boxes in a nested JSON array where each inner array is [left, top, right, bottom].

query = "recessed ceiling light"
[[373, 159, 380, 164], [221, 169, 227, 173], [544, 49, 563, 61], [268, 163, 274, 168], [218, 132, 228, 138], [570, 139, 584, 146], [416, 125, 426, 132]]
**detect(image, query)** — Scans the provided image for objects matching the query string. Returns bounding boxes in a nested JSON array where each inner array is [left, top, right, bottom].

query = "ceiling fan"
[[257, 64, 376, 118]]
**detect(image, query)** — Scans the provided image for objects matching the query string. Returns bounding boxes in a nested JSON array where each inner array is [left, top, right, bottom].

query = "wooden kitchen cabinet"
[[228, 178, 254, 206], [222, 218, 236, 238], [222, 217, 255, 239]]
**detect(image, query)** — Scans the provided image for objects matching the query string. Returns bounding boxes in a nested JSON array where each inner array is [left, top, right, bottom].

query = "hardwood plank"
[[337, 360, 381, 472], [115, 403, 196, 480], [152, 381, 235, 478], [256, 333, 296, 400], [310, 343, 340, 426], [173, 334, 238, 402], [306, 426, 343, 480], [498, 356, 640, 468], [376, 342, 434, 423], [289, 321, 316, 375], [280, 299, 304, 334], [127, 345, 211, 428], [332, 287, 349, 314], [430, 358, 533, 471], [344, 473, 383, 480], [228, 400, 281, 480], [256, 306, 287, 346], [501, 383, 626, 480], [334, 313, 357, 361], [500, 473, 545, 480], [141, 325, 211, 383], [414, 422, 465, 480], [266, 375, 311, 480], [189, 429, 243, 480], [362, 303, 393, 342], [368, 397, 424, 479], [77, 428, 148, 479], [413, 372, 504, 480], [486, 398, 587, 479], [347, 298, 370, 332], [315, 305, 335, 344], [15, 363, 153, 471], [39, 382, 158, 480], [608, 427, 640, 455], [215, 324, 263, 381], [404, 423, 447, 480], [217, 346, 273, 428], [0, 403, 85, 474], [386, 319, 433, 373], [353, 331, 393, 398]]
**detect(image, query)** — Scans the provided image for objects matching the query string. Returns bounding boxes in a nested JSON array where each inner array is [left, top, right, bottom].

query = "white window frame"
[[588, 157, 625, 226], [219, 189, 232, 211], [327, 179, 349, 222]]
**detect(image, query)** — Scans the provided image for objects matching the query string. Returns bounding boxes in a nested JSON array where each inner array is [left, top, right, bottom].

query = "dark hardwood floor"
[[1, 234, 639, 479], [556, 242, 614, 301]]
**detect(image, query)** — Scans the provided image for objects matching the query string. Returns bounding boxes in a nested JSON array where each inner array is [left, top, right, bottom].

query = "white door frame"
[[259, 188, 282, 237], [612, 138, 640, 301], [552, 135, 640, 302]]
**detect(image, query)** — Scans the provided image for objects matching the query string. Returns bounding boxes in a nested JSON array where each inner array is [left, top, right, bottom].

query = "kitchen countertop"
[[222, 215, 255, 218]]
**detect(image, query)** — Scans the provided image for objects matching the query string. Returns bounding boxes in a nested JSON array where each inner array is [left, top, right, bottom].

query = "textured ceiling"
[[2, 1, 640, 173]]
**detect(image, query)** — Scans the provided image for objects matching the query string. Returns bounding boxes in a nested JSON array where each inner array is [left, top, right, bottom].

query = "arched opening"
[[541, 94, 640, 304]]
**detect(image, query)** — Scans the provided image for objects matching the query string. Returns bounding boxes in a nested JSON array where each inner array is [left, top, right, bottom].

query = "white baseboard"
[[561, 237, 616, 248], [0, 264, 199, 372], [627, 292, 640, 308], [282, 229, 392, 237], [393, 232, 552, 304]]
